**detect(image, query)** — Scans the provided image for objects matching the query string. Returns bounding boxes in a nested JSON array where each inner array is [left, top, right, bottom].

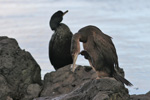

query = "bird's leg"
[[89, 61, 96, 71], [71, 53, 79, 72], [96, 71, 101, 79], [89, 61, 102, 79], [89, 61, 100, 79], [96, 76, 101, 79], [96, 71, 109, 79], [71, 64, 77, 72]]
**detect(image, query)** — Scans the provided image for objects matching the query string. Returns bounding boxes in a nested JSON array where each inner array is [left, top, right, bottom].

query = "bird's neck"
[[76, 32, 87, 43], [74, 33, 81, 40], [50, 22, 60, 31], [72, 33, 81, 53]]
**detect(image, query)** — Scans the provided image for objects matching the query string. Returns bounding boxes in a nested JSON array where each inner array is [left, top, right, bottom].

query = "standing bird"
[[49, 10, 73, 70], [71, 25, 132, 86]]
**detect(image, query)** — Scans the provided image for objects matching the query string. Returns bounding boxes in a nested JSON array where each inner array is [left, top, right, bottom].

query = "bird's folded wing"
[[92, 31, 118, 67]]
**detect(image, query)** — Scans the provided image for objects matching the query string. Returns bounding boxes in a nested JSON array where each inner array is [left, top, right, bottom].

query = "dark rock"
[[35, 78, 130, 100], [3, 36, 149, 100], [23, 84, 42, 100], [59, 78, 130, 100], [36, 63, 129, 100], [0, 75, 11, 100], [0, 36, 42, 100], [130, 91, 150, 100], [40, 65, 97, 97]]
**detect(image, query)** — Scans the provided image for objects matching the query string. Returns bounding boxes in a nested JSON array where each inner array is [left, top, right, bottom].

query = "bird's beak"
[[63, 10, 68, 16], [71, 53, 78, 72]]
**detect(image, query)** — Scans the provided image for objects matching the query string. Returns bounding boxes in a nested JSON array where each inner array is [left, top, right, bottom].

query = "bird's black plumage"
[[49, 10, 73, 70], [71, 25, 132, 86]]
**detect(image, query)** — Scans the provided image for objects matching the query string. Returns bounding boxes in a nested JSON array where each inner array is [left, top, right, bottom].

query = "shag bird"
[[71, 25, 132, 86], [49, 10, 73, 70]]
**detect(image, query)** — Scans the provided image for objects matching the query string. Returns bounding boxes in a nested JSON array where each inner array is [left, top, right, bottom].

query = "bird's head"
[[50, 10, 68, 30], [70, 33, 81, 72], [80, 50, 90, 60]]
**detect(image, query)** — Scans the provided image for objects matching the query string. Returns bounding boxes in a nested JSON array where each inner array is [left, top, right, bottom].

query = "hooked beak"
[[63, 10, 68, 16], [71, 53, 78, 72]]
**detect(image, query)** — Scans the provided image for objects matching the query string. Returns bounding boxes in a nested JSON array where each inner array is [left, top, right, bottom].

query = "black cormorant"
[[49, 10, 73, 70]]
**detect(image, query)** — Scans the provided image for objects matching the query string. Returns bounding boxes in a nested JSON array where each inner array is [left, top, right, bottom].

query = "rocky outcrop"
[[35, 77, 130, 100], [39, 59, 125, 98], [130, 91, 150, 100], [35, 64, 129, 100], [63, 78, 129, 100], [40, 65, 97, 97], [0, 37, 42, 100], [1, 36, 149, 100]]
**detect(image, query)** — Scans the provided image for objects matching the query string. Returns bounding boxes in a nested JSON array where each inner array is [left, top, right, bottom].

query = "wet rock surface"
[[0, 36, 41, 100]]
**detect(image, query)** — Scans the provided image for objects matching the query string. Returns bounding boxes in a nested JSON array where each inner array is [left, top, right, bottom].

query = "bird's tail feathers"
[[113, 71, 133, 86]]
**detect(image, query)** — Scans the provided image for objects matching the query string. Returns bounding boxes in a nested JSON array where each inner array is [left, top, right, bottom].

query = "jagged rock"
[[1, 36, 149, 100], [40, 65, 97, 97], [130, 91, 150, 100], [23, 84, 42, 100], [61, 78, 129, 100], [0, 36, 42, 100], [0, 75, 11, 100], [39, 63, 126, 99], [35, 78, 130, 100]]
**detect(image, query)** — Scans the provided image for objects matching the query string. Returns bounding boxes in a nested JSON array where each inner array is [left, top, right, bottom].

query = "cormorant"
[[49, 10, 73, 70], [71, 25, 132, 86]]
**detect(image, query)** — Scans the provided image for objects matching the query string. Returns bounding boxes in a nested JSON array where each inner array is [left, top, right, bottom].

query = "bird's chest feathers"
[[52, 32, 71, 51], [54, 32, 68, 41]]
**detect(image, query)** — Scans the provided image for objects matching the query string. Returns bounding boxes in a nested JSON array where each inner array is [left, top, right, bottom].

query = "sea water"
[[0, 0, 150, 95]]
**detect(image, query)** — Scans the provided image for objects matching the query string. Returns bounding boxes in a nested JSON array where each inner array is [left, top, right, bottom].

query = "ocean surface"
[[0, 0, 150, 95]]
